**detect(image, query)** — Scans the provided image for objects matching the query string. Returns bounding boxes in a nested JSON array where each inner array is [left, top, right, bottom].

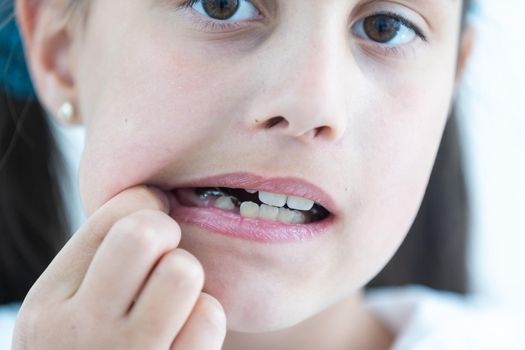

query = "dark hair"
[[0, 90, 69, 304], [0, 0, 473, 304]]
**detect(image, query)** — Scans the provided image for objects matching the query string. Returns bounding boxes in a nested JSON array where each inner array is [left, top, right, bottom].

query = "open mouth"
[[166, 172, 337, 243], [174, 187, 331, 225]]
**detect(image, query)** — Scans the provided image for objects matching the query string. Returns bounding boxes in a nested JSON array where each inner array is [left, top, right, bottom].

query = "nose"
[[246, 27, 351, 145]]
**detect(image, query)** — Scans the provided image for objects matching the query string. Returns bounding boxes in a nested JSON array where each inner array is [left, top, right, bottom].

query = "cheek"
[[77, 4, 281, 216], [77, 52, 215, 214], [334, 77, 454, 280]]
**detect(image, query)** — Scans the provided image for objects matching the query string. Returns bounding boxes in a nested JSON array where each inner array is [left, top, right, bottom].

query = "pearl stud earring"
[[58, 101, 74, 122]]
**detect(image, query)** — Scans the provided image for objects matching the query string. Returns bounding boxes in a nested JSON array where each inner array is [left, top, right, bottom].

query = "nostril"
[[314, 126, 327, 137], [265, 116, 289, 129]]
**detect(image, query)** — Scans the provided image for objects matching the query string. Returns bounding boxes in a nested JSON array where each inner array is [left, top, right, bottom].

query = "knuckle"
[[110, 215, 160, 253], [196, 293, 227, 331], [133, 209, 182, 237], [159, 249, 204, 287], [110, 210, 181, 249]]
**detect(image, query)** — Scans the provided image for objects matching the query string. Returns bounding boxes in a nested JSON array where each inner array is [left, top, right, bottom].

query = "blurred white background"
[[458, 0, 525, 318], [49, 0, 525, 325]]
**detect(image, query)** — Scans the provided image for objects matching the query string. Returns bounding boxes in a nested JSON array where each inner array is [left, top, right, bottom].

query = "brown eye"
[[201, 0, 240, 20], [363, 15, 401, 43]]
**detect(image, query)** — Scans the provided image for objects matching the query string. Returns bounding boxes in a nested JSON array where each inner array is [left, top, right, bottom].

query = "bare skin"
[[12, 186, 227, 349], [13, 0, 473, 349]]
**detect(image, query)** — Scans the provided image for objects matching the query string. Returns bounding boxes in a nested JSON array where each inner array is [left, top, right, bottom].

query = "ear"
[[15, 0, 81, 124], [454, 25, 476, 87]]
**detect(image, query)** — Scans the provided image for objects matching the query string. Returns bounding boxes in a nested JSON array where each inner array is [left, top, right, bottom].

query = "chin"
[[203, 273, 319, 333], [177, 226, 329, 333]]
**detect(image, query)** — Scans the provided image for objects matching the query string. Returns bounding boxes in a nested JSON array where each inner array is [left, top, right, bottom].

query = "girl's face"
[[47, 0, 464, 332]]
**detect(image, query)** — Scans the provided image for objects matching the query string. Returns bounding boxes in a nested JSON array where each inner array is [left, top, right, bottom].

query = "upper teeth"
[[258, 191, 287, 207], [256, 190, 314, 211], [286, 195, 314, 211]]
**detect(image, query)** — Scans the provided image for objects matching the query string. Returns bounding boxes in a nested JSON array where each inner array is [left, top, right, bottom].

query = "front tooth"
[[215, 196, 236, 210], [287, 196, 314, 211], [291, 210, 306, 224], [277, 207, 295, 224], [259, 204, 279, 221], [240, 201, 260, 219], [259, 191, 287, 207], [245, 189, 258, 194]]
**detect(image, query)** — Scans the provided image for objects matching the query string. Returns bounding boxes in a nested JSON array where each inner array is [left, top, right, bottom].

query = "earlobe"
[[15, 0, 80, 125]]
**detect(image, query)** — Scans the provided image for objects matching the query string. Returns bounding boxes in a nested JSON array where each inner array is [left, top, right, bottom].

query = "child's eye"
[[352, 13, 426, 46], [178, 0, 261, 32]]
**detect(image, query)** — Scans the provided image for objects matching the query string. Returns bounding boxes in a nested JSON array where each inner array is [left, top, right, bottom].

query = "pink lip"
[[165, 172, 339, 244]]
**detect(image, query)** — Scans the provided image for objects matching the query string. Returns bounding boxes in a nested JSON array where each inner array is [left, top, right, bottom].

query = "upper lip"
[[166, 172, 339, 216]]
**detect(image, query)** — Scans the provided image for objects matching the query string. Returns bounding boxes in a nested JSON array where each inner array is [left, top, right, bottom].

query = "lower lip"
[[168, 192, 336, 244]]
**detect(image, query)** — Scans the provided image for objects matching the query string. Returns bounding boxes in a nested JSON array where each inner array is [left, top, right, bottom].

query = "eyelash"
[[355, 11, 427, 58], [374, 11, 426, 41], [177, 0, 258, 32], [176, 0, 427, 57]]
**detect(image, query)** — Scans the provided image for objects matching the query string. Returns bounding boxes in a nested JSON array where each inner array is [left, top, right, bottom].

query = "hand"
[[12, 186, 226, 349]]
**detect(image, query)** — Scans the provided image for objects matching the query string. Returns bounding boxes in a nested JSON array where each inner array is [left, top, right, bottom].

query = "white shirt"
[[2, 285, 524, 349], [365, 285, 525, 350]]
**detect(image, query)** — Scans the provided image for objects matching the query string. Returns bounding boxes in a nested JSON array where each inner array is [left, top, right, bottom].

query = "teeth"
[[286, 196, 314, 211], [240, 201, 259, 219], [277, 207, 295, 224], [242, 188, 315, 211], [291, 211, 306, 224], [258, 191, 287, 207], [215, 196, 236, 211], [240, 202, 308, 224], [259, 204, 279, 220]]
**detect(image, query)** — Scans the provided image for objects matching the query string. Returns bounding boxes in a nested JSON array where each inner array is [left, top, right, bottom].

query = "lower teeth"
[[215, 195, 237, 211], [239, 200, 307, 224]]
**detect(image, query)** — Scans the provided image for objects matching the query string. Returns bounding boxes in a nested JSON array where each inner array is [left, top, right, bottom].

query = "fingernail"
[[148, 186, 170, 212]]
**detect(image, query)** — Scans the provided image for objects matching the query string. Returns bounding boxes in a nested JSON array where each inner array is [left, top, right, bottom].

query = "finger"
[[127, 249, 204, 348], [74, 209, 181, 318], [28, 185, 170, 300], [170, 293, 227, 350]]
